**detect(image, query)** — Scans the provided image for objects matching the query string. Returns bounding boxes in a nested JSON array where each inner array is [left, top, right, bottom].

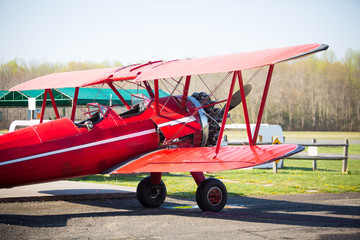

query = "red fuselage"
[[0, 96, 203, 188]]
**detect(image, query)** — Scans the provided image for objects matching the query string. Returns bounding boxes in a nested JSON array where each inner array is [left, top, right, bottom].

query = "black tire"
[[196, 178, 227, 212], [137, 176, 167, 208]]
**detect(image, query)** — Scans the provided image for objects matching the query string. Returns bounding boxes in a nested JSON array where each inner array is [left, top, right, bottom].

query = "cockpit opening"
[[120, 94, 151, 118], [75, 103, 107, 130]]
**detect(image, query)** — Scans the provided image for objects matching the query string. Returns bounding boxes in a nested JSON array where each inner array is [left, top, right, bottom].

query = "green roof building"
[[0, 88, 168, 107]]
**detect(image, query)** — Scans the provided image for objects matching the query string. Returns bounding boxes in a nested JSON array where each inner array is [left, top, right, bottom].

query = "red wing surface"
[[135, 44, 328, 81], [10, 44, 328, 91], [10, 67, 121, 91], [110, 144, 304, 173]]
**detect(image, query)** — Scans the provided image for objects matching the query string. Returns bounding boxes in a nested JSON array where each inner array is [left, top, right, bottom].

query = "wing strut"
[[39, 89, 48, 123], [144, 81, 155, 99], [214, 64, 275, 154], [181, 75, 191, 110], [39, 89, 61, 123], [237, 71, 253, 145], [154, 79, 159, 115], [252, 64, 274, 145], [107, 82, 131, 110], [70, 87, 79, 122], [214, 71, 237, 156], [48, 89, 60, 119]]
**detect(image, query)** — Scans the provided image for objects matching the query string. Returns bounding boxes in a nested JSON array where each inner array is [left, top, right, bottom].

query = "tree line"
[[0, 50, 359, 131], [257, 49, 359, 131]]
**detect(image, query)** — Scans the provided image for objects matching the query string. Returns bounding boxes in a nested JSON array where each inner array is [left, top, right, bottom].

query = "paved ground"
[[0, 181, 136, 202], [0, 191, 359, 239]]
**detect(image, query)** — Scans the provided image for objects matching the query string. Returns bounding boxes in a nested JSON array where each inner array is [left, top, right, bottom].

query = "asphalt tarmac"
[[0, 192, 359, 239]]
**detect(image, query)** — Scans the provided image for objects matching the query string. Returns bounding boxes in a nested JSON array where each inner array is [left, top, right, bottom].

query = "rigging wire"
[[245, 66, 264, 85], [159, 77, 183, 113], [198, 72, 231, 108], [163, 78, 184, 95], [163, 73, 231, 145]]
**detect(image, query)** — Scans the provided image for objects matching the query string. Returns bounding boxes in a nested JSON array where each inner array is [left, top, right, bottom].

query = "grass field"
[[224, 130, 360, 141], [2, 128, 359, 197], [283, 131, 360, 140], [72, 158, 360, 198], [0, 129, 8, 134], [226, 131, 360, 155], [72, 157, 360, 198], [72, 131, 360, 198]]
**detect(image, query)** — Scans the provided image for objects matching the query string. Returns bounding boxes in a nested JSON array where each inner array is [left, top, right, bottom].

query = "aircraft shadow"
[[1, 194, 359, 229], [71, 172, 192, 183]]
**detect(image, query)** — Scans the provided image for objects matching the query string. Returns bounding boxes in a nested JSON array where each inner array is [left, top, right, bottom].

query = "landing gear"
[[196, 178, 228, 212], [136, 175, 227, 212], [137, 176, 167, 208]]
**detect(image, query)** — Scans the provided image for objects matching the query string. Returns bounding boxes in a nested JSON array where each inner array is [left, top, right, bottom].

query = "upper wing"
[[10, 67, 121, 91], [108, 144, 304, 174], [10, 44, 328, 91], [134, 44, 328, 82]]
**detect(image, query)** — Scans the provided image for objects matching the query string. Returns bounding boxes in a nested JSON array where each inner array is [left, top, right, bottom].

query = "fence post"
[[342, 138, 349, 173], [273, 161, 278, 173], [312, 139, 317, 171]]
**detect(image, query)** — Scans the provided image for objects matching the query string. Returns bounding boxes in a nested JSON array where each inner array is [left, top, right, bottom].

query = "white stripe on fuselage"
[[0, 129, 156, 167], [157, 116, 196, 128]]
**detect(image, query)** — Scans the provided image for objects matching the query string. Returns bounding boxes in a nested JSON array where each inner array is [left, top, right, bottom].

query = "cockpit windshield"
[[87, 103, 108, 118], [119, 94, 151, 118], [131, 94, 151, 108]]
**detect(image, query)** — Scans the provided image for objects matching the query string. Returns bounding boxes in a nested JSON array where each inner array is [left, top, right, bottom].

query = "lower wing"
[[107, 144, 304, 174]]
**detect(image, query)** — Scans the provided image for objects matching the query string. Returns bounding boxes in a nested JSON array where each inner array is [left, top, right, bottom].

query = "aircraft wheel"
[[196, 178, 227, 212], [137, 176, 167, 208]]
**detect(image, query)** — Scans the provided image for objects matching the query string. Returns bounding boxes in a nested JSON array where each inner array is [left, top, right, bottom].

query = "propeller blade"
[[221, 84, 252, 114]]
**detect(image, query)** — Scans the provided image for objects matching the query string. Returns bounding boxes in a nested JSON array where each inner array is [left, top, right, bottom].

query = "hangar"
[[0, 88, 168, 107], [0, 88, 168, 128]]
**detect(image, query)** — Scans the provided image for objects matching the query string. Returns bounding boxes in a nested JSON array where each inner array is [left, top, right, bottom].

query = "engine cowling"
[[189, 92, 223, 147]]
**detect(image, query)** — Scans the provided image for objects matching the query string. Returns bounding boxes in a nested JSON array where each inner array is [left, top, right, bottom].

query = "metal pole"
[[342, 138, 349, 173], [312, 139, 317, 171]]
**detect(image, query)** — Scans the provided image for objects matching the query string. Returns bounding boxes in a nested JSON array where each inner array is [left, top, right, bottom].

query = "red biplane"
[[0, 44, 328, 211]]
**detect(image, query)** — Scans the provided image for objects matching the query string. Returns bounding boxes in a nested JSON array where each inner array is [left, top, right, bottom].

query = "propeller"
[[219, 84, 252, 115]]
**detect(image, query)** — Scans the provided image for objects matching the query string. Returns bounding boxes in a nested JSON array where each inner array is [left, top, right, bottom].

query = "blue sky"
[[0, 0, 359, 65]]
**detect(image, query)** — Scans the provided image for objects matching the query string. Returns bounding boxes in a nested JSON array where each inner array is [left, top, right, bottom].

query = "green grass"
[[224, 130, 360, 141], [72, 158, 360, 198], [207, 159, 360, 197], [300, 144, 359, 155], [0, 129, 8, 134], [68, 130, 360, 197]]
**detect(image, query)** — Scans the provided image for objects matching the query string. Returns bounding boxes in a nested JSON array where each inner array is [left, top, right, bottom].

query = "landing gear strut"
[[137, 176, 167, 208], [196, 178, 228, 212]]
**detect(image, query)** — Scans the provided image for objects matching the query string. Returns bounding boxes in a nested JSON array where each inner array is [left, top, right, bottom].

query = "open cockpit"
[[120, 94, 151, 118], [75, 103, 108, 130]]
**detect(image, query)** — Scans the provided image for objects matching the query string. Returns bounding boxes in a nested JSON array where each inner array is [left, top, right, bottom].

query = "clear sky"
[[0, 0, 359, 65]]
